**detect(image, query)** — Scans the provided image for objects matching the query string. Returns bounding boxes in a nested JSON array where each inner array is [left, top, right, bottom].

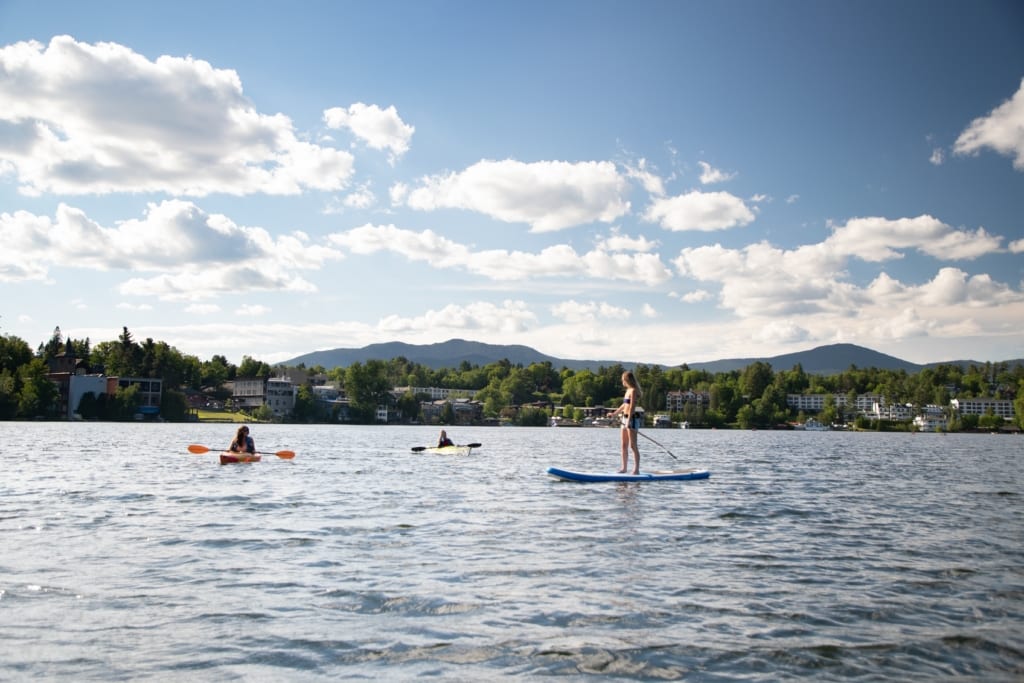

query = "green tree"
[[396, 390, 421, 423], [18, 358, 59, 418], [517, 406, 549, 426], [1016, 380, 1024, 430], [159, 390, 189, 422], [238, 355, 272, 380], [344, 360, 391, 423], [109, 383, 141, 420], [0, 334, 33, 373], [290, 384, 317, 422], [736, 404, 756, 429], [0, 368, 18, 419], [740, 361, 774, 400], [76, 390, 99, 420]]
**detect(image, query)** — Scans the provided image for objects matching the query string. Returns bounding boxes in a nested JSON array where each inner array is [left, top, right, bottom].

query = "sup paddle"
[[187, 444, 296, 459], [636, 431, 678, 460], [411, 442, 482, 452]]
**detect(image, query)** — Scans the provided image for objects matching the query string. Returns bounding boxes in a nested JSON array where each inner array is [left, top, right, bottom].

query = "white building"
[[951, 398, 1015, 421], [265, 377, 296, 417], [394, 386, 478, 400]]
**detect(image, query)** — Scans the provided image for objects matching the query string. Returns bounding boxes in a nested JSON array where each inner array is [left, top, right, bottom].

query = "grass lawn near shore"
[[194, 409, 257, 423]]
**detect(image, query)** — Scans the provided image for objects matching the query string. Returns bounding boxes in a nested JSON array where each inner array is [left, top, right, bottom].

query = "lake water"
[[1, 422, 1021, 681]]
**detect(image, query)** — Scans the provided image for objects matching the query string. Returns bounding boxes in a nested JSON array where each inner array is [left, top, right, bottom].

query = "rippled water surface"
[[2, 422, 1022, 681]]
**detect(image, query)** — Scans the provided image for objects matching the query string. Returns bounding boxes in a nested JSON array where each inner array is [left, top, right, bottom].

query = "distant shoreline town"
[[2, 328, 1020, 434]]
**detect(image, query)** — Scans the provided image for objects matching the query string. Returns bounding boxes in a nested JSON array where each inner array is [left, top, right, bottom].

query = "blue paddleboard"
[[546, 466, 710, 483]]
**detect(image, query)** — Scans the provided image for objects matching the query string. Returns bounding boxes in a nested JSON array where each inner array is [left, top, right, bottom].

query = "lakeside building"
[[265, 377, 296, 418], [230, 377, 266, 412], [666, 390, 710, 411], [394, 386, 478, 400], [786, 394, 882, 413], [951, 398, 1015, 421]]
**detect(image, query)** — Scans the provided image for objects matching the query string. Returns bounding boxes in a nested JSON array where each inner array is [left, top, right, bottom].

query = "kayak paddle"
[[187, 444, 296, 459]]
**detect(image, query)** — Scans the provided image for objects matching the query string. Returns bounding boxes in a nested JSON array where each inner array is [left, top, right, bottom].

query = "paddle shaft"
[[636, 430, 678, 460], [187, 444, 295, 459]]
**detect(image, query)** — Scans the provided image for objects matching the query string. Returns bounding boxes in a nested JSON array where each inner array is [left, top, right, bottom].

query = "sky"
[[1, 0, 1023, 368]]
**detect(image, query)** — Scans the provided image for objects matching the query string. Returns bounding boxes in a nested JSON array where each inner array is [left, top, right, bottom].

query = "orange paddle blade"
[[188, 444, 211, 454], [274, 450, 296, 459]]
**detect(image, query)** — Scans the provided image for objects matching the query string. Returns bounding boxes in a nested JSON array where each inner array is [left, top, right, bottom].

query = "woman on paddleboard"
[[610, 371, 642, 474], [229, 425, 256, 454]]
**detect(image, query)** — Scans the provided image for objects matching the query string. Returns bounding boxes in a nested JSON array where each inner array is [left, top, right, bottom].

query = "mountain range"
[[281, 339, 1019, 376]]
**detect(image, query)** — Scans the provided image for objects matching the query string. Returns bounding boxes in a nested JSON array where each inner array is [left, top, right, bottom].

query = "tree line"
[[1, 326, 1022, 430]]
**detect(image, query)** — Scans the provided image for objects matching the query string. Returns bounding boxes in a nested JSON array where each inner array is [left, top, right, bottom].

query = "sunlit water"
[[1, 422, 1021, 681]]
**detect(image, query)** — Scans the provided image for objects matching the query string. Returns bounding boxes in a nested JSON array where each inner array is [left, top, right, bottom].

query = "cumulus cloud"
[[676, 289, 712, 303], [550, 300, 630, 323], [643, 190, 755, 232], [0, 201, 343, 299], [671, 219, 1023, 334], [326, 223, 672, 285], [954, 77, 1024, 170], [698, 161, 737, 184], [402, 159, 630, 232], [377, 300, 537, 335], [323, 102, 414, 163], [0, 36, 355, 196], [600, 227, 658, 253], [825, 215, 1003, 261], [622, 158, 666, 196]]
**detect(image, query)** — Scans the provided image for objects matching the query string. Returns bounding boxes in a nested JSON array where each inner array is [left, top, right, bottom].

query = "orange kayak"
[[220, 452, 262, 465]]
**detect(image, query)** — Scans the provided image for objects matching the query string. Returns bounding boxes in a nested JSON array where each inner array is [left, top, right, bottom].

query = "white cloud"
[[403, 159, 630, 232], [678, 289, 712, 303], [377, 300, 537, 335], [644, 190, 755, 232], [237, 304, 271, 316], [0, 201, 344, 300], [119, 266, 319, 302], [600, 227, 658, 253], [0, 36, 355, 196], [184, 303, 221, 315], [327, 223, 673, 286], [550, 300, 629, 323], [752, 320, 811, 345], [954, 77, 1024, 170], [929, 147, 945, 165], [698, 160, 736, 184], [323, 102, 415, 164], [622, 158, 666, 196], [1009, 238, 1024, 254], [116, 302, 153, 311], [341, 183, 376, 210], [825, 215, 1003, 261]]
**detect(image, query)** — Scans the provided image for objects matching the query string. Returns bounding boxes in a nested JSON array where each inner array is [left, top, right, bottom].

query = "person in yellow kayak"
[[229, 425, 256, 453], [437, 429, 454, 448]]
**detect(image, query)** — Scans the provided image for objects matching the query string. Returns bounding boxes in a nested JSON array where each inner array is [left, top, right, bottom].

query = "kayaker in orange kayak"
[[228, 425, 255, 453]]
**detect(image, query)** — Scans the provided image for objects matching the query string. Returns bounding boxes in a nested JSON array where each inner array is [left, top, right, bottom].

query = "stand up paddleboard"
[[546, 466, 710, 483]]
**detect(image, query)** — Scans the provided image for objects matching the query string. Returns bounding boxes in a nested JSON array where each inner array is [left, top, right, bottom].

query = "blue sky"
[[1, 0, 1022, 367]]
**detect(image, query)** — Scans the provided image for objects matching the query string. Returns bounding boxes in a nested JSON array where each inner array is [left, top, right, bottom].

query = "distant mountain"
[[685, 343, 921, 375], [282, 338, 630, 372], [280, 339, 1012, 376]]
